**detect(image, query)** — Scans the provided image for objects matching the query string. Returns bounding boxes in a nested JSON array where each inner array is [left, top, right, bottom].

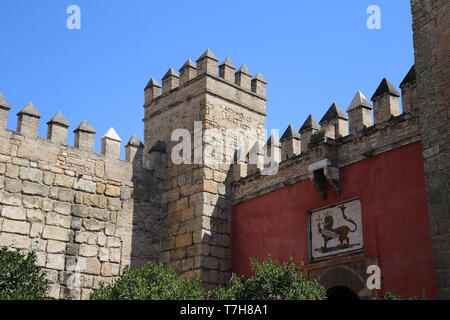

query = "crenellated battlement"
[[0, 95, 144, 163], [0, 49, 425, 298], [143, 49, 267, 122], [232, 67, 419, 203]]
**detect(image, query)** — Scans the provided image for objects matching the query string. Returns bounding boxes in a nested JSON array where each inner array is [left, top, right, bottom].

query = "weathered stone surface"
[[70, 217, 82, 230], [73, 179, 96, 194], [104, 223, 115, 236], [106, 236, 121, 248], [96, 182, 106, 194], [46, 213, 71, 228], [1, 206, 26, 221], [120, 186, 131, 200], [43, 172, 55, 186], [0, 233, 30, 249], [41, 199, 53, 212], [176, 233, 192, 248], [58, 189, 75, 202], [5, 164, 19, 179], [99, 248, 109, 261], [53, 202, 71, 215], [2, 219, 30, 235], [22, 182, 49, 197], [4, 179, 22, 193], [77, 257, 101, 275], [47, 240, 67, 254], [19, 167, 43, 183], [54, 174, 75, 188], [27, 209, 45, 222], [30, 223, 44, 238], [46, 254, 65, 271], [105, 185, 121, 197], [0, 192, 21, 206], [23, 196, 40, 209], [79, 244, 98, 257], [109, 248, 121, 263], [107, 198, 121, 211], [83, 220, 105, 231], [71, 204, 89, 218], [42, 225, 72, 242]]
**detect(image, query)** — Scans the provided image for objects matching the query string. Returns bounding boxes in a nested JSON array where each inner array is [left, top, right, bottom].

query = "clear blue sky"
[[0, 0, 414, 157]]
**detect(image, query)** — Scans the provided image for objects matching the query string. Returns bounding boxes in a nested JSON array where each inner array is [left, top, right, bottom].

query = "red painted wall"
[[231, 142, 437, 299]]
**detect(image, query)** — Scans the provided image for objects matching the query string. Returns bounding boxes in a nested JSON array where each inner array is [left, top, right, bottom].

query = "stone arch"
[[318, 265, 369, 299]]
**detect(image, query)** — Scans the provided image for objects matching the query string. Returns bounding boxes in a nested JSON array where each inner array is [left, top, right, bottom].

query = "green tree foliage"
[[383, 289, 426, 300], [90, 261, 209, 300], [0, 247, 49, 300], [214, 256, 326, 300]]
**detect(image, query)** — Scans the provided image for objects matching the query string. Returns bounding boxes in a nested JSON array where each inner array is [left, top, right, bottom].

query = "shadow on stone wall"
[[128, 149, 162, 270]]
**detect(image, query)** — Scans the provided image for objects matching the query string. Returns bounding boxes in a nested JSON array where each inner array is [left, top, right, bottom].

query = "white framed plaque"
[[308, 198, 363, 261]]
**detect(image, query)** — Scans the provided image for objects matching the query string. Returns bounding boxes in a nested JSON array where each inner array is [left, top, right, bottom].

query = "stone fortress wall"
[[141, 46, 421, 291], [0, 98, 158, 299], [0, 48, 425, 299], [0, 0, 447, 299]]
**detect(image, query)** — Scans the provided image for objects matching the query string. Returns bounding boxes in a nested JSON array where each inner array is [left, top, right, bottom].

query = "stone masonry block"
[[71, 204, 89, 218], [1, 206, 26, 221], [22, 182, 49, 197], [105, 185, 121, 197], [47, 240, 67, 254], [4, 179, 22, 193], [19, 167, 43, 183], [203, 180, 218, 194], [2, 219, 30, 235], [26, 209, 45, 222], [83, 220, 105, 232], [53, 202, 71, 215], [176, 233, 192, 248], [104, 223, 116, 236], [42, 225, 72, 242], [79, 244, 98, 257], [46, 253, 65, 271], [30, 223, 44, 238], [109, 248, 121, 263], [5, 164, 19, 179], [46, 212, 71, 229], [0, 192, 21, 206], [54, 174, 75, 188], [0, 233, 30, 249], [77, 257, 101, 275], [73, 179, 96, 194]]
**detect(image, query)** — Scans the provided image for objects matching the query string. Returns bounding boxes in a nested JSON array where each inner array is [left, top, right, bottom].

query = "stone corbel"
[[308, 159, 341, 200]]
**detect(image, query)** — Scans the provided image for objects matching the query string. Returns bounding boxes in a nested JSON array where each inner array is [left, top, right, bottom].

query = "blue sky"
[[0, 1, 414, 157]]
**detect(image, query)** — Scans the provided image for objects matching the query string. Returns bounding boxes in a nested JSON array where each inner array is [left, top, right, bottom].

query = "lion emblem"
[[316, 205, 357, 251]]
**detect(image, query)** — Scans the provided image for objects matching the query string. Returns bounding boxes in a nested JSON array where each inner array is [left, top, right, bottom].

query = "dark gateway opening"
[[326, 286, 360, 301]]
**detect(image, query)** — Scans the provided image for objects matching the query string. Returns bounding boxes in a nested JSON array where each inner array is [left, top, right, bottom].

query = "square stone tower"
[[143, 49, 267, 288]]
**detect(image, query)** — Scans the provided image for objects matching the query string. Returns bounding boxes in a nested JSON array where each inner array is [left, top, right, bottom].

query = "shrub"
[[0, 247, 49, 300], [90, 261, 209, 300], [383, 289, 426, 300], [214, 256, 326, 300]]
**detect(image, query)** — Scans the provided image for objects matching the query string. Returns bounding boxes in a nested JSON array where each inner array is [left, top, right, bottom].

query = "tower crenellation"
[[372, 77, 401, 123], [0, 93, 12, 129], [0, 95, 142, 163], [47, 111, 70, 145], [162, 68, 180, 94], [179, 59, 197, 85], [232, 64, 420, 192], [17, 102, 41, 137], [101, 127, 122, 159], [218, 57, 235, 83], [399, 65, 417, 113], [347, 91, 373, 135]]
